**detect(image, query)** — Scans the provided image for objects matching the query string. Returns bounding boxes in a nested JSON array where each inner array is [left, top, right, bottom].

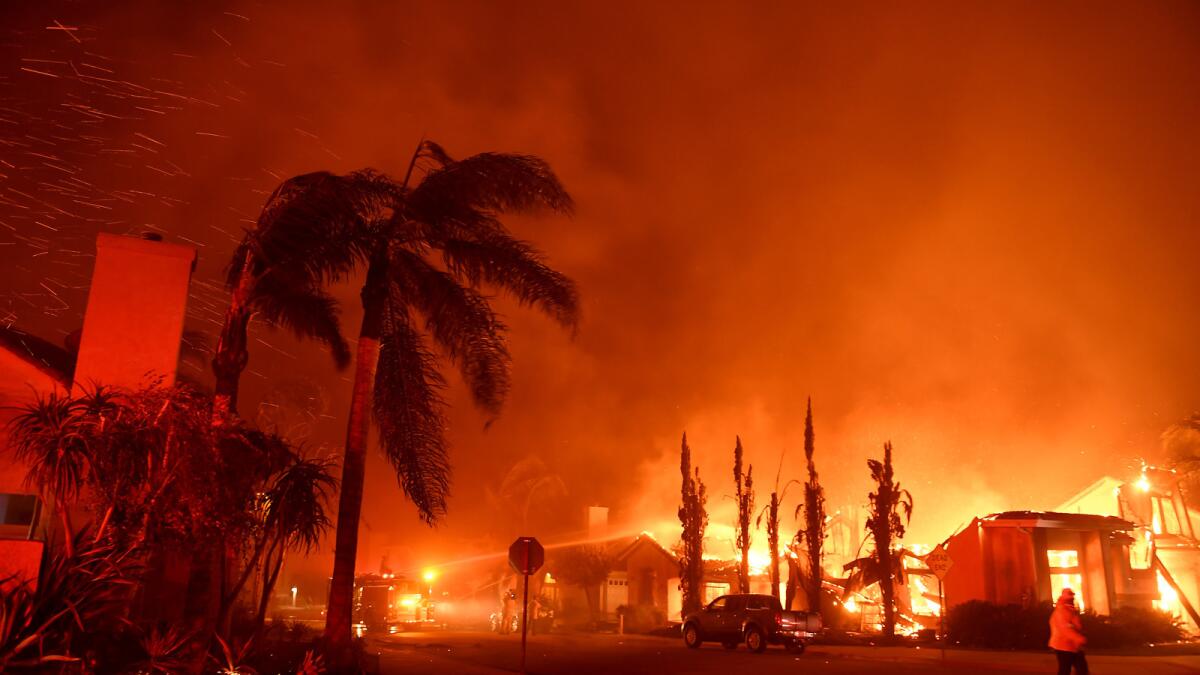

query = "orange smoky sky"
[[2, 1, 1200, 575]]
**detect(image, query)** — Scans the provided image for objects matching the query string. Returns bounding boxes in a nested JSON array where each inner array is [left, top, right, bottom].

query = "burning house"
[[1055, 469, 1200, 632], [928, 468, 1200, 636], [942, 511, 1141, 615]]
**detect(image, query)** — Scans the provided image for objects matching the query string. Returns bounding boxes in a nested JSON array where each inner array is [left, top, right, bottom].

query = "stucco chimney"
[[73, 233, 196, 391], [587, 505, 610, 541]]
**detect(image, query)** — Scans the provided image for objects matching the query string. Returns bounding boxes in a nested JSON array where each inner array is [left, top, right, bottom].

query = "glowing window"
[[1046, 550, 1078, 568], [1047, 549, 1083, 610], [703, 582, 730, 604]]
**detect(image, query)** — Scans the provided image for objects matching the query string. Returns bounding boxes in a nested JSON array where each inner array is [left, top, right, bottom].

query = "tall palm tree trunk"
[[878, 534, 895, 638], [323, 264, 386, 657], [211, 261, 255, 424]]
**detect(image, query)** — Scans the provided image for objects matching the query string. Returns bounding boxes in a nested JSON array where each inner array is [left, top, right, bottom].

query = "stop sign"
[[508, 536, 544, 575]]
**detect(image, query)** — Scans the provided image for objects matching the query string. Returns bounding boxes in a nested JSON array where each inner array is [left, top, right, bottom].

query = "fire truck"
[[353, 573, 437, 632]]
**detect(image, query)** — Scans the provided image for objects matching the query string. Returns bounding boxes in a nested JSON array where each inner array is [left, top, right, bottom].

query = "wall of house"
[[943, 519, 986, 608], [0, 350, 64, 494], [624, 543, 677, 622], [986, 526, 1038, 605], [73, 233, 195, 391]]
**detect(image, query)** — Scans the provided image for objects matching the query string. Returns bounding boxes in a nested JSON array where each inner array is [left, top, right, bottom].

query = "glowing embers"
[[1154, 571, 1183, 618]]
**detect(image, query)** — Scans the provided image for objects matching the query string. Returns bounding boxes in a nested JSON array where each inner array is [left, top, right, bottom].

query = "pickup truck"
[[681, 593, 821, 653]]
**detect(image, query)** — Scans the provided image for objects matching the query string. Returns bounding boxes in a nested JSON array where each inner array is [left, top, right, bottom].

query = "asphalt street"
[[371, 630, 1200, 674]]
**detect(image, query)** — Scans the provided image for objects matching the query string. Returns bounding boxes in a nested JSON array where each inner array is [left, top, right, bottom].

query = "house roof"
[[613, 532, 678, 567], [980, 510, 1133, 531], [1056, 475, 1124, 514], [0, 326, 74, 385]]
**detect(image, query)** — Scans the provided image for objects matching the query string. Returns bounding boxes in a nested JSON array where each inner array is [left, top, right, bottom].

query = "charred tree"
[[756, 487, 782, 601], [678, 434, 708, 615], [800, 398, 825, 615], [733, 437, 755, 593], [858, 440, 913, 639], [553, 544, 612, 625], [678, 433, 708, 617]]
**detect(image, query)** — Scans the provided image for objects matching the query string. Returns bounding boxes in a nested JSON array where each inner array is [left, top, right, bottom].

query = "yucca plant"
[[130, 623, 194, 674], [0, 531, 139, 671]]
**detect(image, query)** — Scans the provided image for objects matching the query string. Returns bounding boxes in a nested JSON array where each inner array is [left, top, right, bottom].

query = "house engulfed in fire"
[[942, 512, 1143, 614], [938, 469, 1200, 635], [1054, 468, 1200, 632]]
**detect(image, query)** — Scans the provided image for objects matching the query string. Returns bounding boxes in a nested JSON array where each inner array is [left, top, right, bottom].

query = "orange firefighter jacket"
[[1048, 601, 1086, 652]]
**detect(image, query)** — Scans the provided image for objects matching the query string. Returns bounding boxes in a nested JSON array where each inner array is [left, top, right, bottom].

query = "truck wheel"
[[744, 626, 767, 653], [683, 623, 702, 649], [785, 641, 806, 654], [722, 640, 739, 650]]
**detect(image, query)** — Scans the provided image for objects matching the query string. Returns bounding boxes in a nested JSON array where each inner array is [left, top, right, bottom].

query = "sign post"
[[508, 536, 545, 675], [924, 544, 954, 661]]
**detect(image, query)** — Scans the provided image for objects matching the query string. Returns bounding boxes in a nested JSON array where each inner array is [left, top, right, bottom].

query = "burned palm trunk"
[[765, 490, 781, 600], [802, 399, 825, 615], [678, 433, 708, 616], [865, 440, 911, 639], [733, 437, 754, 593], [211, 256, 256, 423], [785, 549, 800, 609]]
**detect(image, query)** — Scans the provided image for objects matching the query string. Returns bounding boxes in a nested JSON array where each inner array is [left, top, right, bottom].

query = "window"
[[0, 494, 38, 525], [748, 596, 774, 610], [707, 597, 727, 611], [1047, 549, 1084, 610], [703, 582, 730, 605]]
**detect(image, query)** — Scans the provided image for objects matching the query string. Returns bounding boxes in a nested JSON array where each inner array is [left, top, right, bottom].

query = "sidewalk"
[[813, 643, 1200, 673]]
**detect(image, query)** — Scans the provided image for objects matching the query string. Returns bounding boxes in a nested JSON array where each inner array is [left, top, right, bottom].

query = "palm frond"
[[234, 170, 397, 289], [252, 272, 352, 369], [410, 151, 574, 218], [373, 310, 450, 524], [440, 235, 579, 330], [267, 454, 337, 553], [389, 249, 511, 415]]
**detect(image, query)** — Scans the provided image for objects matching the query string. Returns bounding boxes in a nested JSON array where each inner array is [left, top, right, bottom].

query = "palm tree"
[[486, 456, 569, 535], [1163, 413, 1200, 498], [246, 142, 579, 655], [732, 437, 754, 593], [757, 453, 800, 603], [211, 172, 388, 421], [844, 441, 912, 638], [244, 453, 337, 636]]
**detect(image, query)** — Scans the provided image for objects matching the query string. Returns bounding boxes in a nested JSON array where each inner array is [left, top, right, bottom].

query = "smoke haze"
[[2, 1, 1199, 574]]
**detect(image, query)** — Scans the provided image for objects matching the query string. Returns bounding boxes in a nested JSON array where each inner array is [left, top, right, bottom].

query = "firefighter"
[[1049, 588, 1088, 675], [500, 588, 517, 635]]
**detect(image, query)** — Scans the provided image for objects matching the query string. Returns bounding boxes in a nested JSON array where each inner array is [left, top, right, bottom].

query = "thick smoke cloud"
[[2, 1, 1199, 575]]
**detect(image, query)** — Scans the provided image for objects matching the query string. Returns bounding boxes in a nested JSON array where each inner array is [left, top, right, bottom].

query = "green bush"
[[947, 600, 1184, 650]]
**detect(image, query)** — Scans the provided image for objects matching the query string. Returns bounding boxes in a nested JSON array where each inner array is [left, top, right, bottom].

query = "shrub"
[[946, 600, 1049, 649], [947, 600, 1184, 650], [1082, 606, 1184, 648], [0, 533, 140, 671], [620, 604, 666, 633]]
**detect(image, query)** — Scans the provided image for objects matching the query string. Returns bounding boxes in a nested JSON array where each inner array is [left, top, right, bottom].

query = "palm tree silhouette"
[[211, 171, 392, 420], [241, 142, 579, 655]]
